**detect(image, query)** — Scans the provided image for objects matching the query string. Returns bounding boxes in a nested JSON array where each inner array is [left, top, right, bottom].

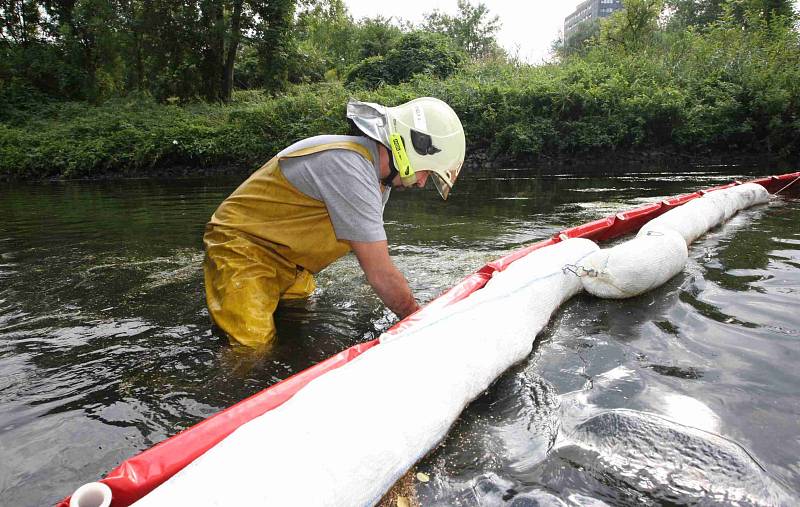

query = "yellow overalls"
[[203, 141, 375, 348]]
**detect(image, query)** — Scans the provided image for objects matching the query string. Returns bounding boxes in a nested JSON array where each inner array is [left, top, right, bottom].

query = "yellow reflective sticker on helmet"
[[389, 133, 414, 180]]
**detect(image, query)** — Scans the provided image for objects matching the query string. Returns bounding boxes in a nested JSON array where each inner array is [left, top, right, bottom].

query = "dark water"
[[0, 169, 797, 506]]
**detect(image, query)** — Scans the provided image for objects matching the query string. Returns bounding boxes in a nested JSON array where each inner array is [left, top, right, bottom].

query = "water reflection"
[[0, 171, 798, 505], [540, 409, 791, 506]]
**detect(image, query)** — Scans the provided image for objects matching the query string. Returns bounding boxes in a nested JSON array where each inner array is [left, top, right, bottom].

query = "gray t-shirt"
[[279, 135, 391, 243]]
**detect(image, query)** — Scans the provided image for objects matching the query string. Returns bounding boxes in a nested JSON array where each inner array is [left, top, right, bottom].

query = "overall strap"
[[279, 141, 374, 163]]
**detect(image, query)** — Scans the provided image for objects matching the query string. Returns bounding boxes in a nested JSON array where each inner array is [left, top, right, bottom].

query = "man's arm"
[[350, 240, 420, 319]]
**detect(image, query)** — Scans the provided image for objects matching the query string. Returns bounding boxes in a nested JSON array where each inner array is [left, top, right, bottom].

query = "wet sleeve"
[[311, 150, 387, 243]]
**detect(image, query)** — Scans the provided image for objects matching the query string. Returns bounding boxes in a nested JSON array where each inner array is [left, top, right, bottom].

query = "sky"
[[344, 0, 800, 64], [343, 0, 578, 64]]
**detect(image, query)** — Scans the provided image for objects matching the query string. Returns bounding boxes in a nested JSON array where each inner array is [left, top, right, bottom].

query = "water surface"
[[0, 168, 797, 505]]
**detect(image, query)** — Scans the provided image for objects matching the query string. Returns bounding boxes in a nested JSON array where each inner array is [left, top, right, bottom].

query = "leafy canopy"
[[422, 0, 503, 59]]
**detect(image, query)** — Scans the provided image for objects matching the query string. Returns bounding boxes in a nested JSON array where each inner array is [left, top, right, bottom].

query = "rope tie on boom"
[[562, 264, 599, 278], [774, 175, 800, 195]]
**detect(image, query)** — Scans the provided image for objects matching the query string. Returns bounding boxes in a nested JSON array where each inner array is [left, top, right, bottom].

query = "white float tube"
[[69, 482, 112, 507]]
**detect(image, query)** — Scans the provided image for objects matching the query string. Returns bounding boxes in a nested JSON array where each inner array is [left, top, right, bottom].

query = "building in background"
[[564, 0, 624, 40]]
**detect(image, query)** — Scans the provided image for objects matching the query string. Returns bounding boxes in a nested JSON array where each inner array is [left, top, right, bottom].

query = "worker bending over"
[[203, 97, 466, 347]]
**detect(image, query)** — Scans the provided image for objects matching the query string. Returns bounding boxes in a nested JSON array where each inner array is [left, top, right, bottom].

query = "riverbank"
[[3, 25, 799, 182], [1, 90, 795, 182], [18, 149, 796, 183], [4, 149, 795, 184]]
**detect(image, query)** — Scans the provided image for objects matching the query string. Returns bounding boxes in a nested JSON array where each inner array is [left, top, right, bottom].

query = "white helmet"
[[347, 97, 466, 200]]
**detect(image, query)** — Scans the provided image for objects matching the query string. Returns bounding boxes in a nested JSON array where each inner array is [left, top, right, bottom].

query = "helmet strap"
[[382, 154, 399, 187]]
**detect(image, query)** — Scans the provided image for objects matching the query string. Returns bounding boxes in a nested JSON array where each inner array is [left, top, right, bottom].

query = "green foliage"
[[666, 0, 797, 29], [668, 8, 800, 152], [345, 31, 465, 89], [356, 17, 403, 59], [293, 0, 358, 78], [0, 0, 298, 102], [343, 56, 393, 90], [0, 84, 354, 179], [666, 0, 728, 28], [292, 2, 403, 82], [2, 0, 799, 179], [422, 0, 503, 59], [253, 0, 297, 94], [600, 0, 665, 51], [724, 0, 797, 25]]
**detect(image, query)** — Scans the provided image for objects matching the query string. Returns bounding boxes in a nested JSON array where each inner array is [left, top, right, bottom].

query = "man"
[[203, 97, 466, 348]]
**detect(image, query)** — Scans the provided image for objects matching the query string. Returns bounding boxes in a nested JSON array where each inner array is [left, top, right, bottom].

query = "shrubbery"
[[345, 32, 466, 89], [1, 5, 798, 179], [0, 84, 355, 179]]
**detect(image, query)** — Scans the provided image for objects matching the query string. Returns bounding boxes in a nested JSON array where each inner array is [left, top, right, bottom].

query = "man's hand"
[[350, 240, 420, 319]]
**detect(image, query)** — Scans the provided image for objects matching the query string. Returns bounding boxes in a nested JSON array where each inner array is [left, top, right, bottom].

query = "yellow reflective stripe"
[[389, 133, 414, 182], [279, 141, 374, 163]]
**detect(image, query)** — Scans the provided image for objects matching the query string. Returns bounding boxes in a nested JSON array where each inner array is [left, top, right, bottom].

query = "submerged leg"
[[203, 229, 282, 348]]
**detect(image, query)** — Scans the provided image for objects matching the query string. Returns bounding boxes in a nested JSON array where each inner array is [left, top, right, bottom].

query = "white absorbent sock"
[[704, 183, 768, 221], [640, 183, 770, 245], [727, 182, 770, 208], [132, 239, 599, 507], [581, 183, 770, 299], [641, 196, 725, 245], [704, 188, 744, 221], [580, 225, 688, 299]]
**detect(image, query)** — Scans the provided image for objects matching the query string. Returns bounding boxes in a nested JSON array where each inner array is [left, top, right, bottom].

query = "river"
[[0, 168, 797, 506]]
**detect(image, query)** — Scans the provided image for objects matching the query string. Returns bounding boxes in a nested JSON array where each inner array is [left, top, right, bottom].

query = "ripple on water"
[[0, 175, 798, 506], [417, 366, 562, 505], [535, 409, 793, 506]]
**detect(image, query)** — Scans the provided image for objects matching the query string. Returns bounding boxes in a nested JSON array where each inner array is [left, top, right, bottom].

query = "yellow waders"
[[203, 141, 375, 348]]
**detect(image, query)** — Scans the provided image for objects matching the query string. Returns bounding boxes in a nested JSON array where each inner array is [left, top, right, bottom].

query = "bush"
[[345, 32, 465, 89], [0, 84, 354, 179]]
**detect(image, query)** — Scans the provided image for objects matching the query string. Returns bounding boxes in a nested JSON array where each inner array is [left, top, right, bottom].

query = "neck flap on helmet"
[[348, 98, 409, 188], [346, 99, 391, 147]]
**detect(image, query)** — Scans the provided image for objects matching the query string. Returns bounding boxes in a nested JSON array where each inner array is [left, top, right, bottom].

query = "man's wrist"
[[397, 299, 420, 319]]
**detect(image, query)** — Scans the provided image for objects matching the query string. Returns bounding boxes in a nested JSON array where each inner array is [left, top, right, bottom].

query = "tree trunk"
[[256, 0, 295, 92], [200, 0, 225, 101], [221, 0, 243, 102]]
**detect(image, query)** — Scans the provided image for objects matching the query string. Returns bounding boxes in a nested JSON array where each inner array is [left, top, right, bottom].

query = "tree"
[[356, 16, 402, 60], [666, 0, 727, 28], [600, 0, 665, 51], [192, 0, 297, 101], [293, 0, 357, 79], [0, 0, 43, 45], [292, 3, 403, 81], [0, 0, 300, 101], [345, 31, 465, 89], [724, 0, 797, 25], [423, 0, 502, 59], [252, 0, 296, 93], [666, 0, 796, 29]]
